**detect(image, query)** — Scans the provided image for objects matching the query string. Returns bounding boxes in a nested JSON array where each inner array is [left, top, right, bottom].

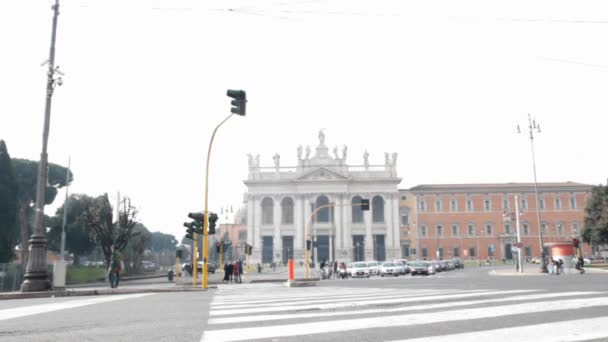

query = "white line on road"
[[0, 293, 154, 321], [209, 290, 593, 325], [389, 316, 608, 342], [200, 296, 608, 342], [209, 290, 529, 316]]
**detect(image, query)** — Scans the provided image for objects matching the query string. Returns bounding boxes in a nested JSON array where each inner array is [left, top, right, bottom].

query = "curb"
[[0, 285, 213, 300]]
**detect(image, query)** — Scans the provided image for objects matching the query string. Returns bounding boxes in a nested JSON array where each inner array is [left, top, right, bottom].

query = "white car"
[[379, 262, 401, 277], [366, 261, 380, 276], [349, 262, 370, 278], [393, 259, 410, 274]]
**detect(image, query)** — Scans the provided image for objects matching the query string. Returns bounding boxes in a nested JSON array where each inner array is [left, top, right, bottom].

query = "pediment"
[[297, 167, 348, 181]]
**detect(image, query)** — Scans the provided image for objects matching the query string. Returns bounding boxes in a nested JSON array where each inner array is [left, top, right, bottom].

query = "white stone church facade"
[[244, 132, 402, 265]]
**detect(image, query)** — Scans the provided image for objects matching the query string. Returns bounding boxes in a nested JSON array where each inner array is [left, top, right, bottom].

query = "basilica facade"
[[243, 131, 401, 265]]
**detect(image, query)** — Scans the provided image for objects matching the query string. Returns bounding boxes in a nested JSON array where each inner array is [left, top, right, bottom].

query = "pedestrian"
[[223, 262, 230, 283], [237, 259, 243, 283], [257, 263, 262, 273], [233, 260, 239, 283], [558, 259, 564, 274], [333, 260, 338, 279], [227, 262, 234, 283], [108, 247, 121, 288]]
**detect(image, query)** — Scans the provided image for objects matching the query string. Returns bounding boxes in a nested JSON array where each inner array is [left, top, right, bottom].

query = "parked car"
[[349, 262, 370, 278], [393, 260, 409, 275], [451, 258, 464, 269], [410, 261, 433, 276], [366, 261, 380, 276], [197, 261, 216, 274], [379, 262, 401, 277]]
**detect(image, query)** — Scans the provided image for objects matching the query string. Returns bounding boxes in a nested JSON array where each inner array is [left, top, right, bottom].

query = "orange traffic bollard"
[[288, 259, 295, 280]]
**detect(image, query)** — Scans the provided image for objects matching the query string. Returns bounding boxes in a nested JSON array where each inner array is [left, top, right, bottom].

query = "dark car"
[[197, 262, 216, 274], [410, 261, 432, 276], [451, 258, 464, 269]]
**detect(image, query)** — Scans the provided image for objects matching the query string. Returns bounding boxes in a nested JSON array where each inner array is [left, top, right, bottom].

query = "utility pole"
[[60, 157, 70, 260], [21, 0, 62, 292]]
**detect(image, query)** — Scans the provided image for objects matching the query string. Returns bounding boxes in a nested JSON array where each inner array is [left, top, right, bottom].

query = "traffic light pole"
[[304, 202, 367, 279], [202, 113, 235, 289]]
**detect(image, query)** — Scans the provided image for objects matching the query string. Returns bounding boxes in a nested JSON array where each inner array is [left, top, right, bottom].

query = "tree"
[[122, 223, 151, 274], [12, 158, 72, 265], [81, 194, 139, 267], [583, 183, 608, 251], [47, 194, 97, 265], [149, 232, 178, 253], [0, 140, 18, 262]]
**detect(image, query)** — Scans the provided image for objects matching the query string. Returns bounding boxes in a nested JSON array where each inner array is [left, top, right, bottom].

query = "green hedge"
[[66, 266, 107, 284]]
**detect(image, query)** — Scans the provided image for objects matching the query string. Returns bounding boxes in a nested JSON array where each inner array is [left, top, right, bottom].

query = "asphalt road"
[[2, 265, 607, 342]]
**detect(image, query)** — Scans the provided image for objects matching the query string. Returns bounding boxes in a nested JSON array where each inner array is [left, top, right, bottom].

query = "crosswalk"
[[201, 285, 608, 342]]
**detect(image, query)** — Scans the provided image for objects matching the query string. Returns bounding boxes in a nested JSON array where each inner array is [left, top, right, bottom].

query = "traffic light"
[[216, 242, 221, 253], [361, 199, 370, 211], [183, 222, 195, 240], [227, 89, 247, 116], [306, 239, 311, 251], [573, 238, 579, 248], [245, 243, 252, 255], [208, 212, 218, 235]]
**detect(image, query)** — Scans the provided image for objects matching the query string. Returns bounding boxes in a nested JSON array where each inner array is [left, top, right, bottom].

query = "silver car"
[[379, 262, 400, 277], [349, 262, 370, 278]]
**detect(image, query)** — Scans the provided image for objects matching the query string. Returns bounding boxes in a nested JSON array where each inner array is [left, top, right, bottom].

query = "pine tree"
[[0, 140, 18, 262]]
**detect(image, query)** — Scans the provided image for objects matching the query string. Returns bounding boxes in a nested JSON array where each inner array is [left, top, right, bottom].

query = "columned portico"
[[244, 131, 401, 264]]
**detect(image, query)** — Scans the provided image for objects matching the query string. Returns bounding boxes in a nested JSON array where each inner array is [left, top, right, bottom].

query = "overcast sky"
[[1, 0, 607, 238]]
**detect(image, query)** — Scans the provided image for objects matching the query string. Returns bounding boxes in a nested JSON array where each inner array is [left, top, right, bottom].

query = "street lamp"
[[518, 114, 547, 273], [21, 0, 61, 292]]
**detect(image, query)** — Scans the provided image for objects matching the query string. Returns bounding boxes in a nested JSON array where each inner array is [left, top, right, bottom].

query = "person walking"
[[333, 260, 338, 279], [223, 262, 230, 283], [237, 259, 243, 283]]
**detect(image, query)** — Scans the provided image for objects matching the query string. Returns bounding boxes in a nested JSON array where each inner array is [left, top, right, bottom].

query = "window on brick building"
[[525, 246, 531, 257], [505, 223, 511, 234], [521, 198, 528, 209], [469, 247, 476, 257], [435, 199, 442, 212], [523, 223, 529, 235], [421, 225, 427, 237], [422, 248, 428, 258], [569, 197, 577, 209], [466, 199, 473, 211], [419, 200, 426, 212], [485, 224, 493, 235], [555, 197, 562, 209], [468, 224, 475, 236], [539, 198, 545, 210], [541, 222, 548, 235], [450, 199, 457, 211], [436, 225, 443, 237], [484, 199, 491, 211], [572, 222, 579, 235], [453, 247, 460, 257], [503, 198, 509, 210], [452, 224, 459, 236], [557, 222, 564, 236]]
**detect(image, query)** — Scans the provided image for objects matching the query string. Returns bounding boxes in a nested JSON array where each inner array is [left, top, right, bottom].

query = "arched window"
[[352, 196, 364, 223], [261, 197, 274, 225], [372, 195, 384, 223], [315, 195, 330, 222], [281, 197, 294, 224]]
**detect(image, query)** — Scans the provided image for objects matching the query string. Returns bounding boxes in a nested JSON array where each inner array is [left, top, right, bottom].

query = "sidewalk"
[[0, 266, 301, 300], [490, 264, 608, 276]]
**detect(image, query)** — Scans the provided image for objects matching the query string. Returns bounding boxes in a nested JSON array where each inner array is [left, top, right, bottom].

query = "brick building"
[[401, 182, 592, 261]]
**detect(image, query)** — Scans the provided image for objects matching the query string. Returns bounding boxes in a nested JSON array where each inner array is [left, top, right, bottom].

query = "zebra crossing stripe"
[[0, 293, 153, 321], [201, 295, 608, 342], [211, 287, 459, 304], [210, 289, 478, 308], [388, 316, 608, 342], [209, 290, 526, 316], [208, 291, 594, 325]]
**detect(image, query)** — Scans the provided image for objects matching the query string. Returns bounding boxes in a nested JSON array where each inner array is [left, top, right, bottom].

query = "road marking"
[[211, 289, 468, 307], [209, 289, 524, 316], [201, 296, 608, 342], [0, 293, 153, 321], [209, 290, 596, 325], [388, 316, 608, 342]]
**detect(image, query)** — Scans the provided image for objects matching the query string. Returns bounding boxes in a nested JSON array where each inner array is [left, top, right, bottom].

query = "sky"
[[1, 0, 607, 239]]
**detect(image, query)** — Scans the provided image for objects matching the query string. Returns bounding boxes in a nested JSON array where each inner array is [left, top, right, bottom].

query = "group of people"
[[319, 259, 348, 279], [223, 259, 243, 283]]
